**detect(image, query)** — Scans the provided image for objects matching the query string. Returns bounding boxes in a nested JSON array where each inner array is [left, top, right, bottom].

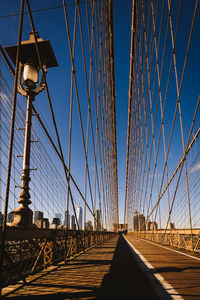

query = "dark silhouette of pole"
[[11, 90, 34, 227]]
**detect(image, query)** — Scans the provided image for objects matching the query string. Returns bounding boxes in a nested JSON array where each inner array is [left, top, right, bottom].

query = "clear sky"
[[1, 1, 199, 229], [113, 0, 132, 223], [0, 0, 132, 225]]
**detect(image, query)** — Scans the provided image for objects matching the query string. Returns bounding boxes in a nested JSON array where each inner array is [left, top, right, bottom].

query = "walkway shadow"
[[3, 237, 164, 299], [96, 236, 159, 300], [3, 238, 117, 299]]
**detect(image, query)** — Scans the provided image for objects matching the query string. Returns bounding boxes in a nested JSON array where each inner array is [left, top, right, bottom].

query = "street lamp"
[[23, 63, 39, 89], [5, 32, 58, 227]]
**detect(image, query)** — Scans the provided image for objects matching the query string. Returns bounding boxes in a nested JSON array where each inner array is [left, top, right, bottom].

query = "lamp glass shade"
[[23, 64, 39, 89]]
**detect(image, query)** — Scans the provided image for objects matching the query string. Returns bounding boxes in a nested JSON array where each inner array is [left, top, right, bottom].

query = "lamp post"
[[5, 32, 58, 227]]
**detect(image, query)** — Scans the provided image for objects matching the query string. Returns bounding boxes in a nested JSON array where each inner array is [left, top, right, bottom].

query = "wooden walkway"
[[126, 235, 200, 300], [2, 235, 158, 299]]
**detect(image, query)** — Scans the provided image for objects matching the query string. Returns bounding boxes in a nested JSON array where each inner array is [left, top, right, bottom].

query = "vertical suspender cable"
[[0, 0, 25, 295]]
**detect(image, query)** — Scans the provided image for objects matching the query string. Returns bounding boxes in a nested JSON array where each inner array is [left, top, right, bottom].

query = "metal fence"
[[1, 228, 116, 289], [129, 230, 200, 253]]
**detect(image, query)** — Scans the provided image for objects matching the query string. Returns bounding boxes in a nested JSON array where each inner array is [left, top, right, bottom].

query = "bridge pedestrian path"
[[2, 235, 158, 299], [125, 235, 200, 300]]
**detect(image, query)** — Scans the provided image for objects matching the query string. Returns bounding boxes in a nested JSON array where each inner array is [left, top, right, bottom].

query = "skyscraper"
[[0, 212, 3, 225], [55, 213, 62, 225], [138, 214, 146, 231], [64, 210, 70, 228], [85, 220, 93, 231], [95, 209, 101, 231], [34, 211, 44, 228], [7, 212, 14, 224], [133, 210, 139, 231], [71, 215, 76, 230], [76, 206, 83, 229]]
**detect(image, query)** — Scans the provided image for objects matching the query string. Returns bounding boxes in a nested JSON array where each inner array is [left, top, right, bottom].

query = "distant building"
[[95, 209, 101, 231], [147, 221, 158, 231], [64, 210, 70, 228], [34, 211, 44, 228], [7, 212, 14, 224], [0, 212, 3, 225], [55, 213, 62, 225], [85, 220, 93, 231], [118, 224, 128, 232], [168, 222, 175, 229], [133, 210, 139, 231], [71, 215, 76, 230], [76, 206, 83, 229], [113, 223, 118, 232], [34, 211, 43, 221], [43, 218, 49, 229], [50, 223, 58, 229], [52, 217, 61, 226], [133, 211, 146, 231], [138, 214, 146, 231]]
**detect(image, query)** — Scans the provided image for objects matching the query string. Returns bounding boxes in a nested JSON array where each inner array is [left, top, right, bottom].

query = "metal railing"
[[0, 227, 116, 289], [129, 230, 200, 253]]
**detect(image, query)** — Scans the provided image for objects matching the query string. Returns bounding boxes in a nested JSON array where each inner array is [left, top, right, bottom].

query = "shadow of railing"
[[2, 235, 168, 299], [0, 227, 116, 290], [96, 236, 159, 299]]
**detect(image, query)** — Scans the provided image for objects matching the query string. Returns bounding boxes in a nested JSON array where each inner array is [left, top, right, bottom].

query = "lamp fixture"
[[4, 32, 58, 227], [23, 63, 39, 90]]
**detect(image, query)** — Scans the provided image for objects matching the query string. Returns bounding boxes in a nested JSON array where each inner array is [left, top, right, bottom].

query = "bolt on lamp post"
[[5, 32, 58, 227]]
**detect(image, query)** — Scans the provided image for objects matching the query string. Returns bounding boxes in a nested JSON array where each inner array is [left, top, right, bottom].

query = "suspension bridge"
[[0, 0, 200, 298]]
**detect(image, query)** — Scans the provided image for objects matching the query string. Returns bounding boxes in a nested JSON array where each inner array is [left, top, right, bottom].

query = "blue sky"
[[1, 1, 200, 229], [0, 0, 132, 225], [114, 0, 132, 222]]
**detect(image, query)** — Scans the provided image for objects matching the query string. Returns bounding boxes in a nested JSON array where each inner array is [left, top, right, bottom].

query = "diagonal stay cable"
[[124, 0, 135, 226], [77, 2, 101, 213], [103, 1, 116, 229], [25, 0, 80, 230], [85, 0, 107, 228], [0, 48, 59, 194], [82, 0, 95, 228], [94, 0, 108, 228], [106, 0, 118, 226], [0, 1, 92, 20], [32, 106, 95, 218], [66, 1, 78, 229], [95, 0, 110, 229], [146, 0, 171, 220], [96, 0, 108, 228], [97, 0, 110, 229], [166, 0, 199, 245], [83, 0, 96, 228], [0, 17, 96, 225], [150, 0, 198, 222], [92, 0, 105, 226], [63, 0, 95, 215], [1, 2, 24, 233], [86, 0, 107, 229], [163, 98, 200, 239], [104, 10, 112, 229], [152, 0, 180, 224], [0, 0, 25, 296], [148, 95, 200, 222]]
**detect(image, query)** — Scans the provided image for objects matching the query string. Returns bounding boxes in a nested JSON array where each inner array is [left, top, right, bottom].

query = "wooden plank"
[[126, 235, 200, 300], [2, 236, 159, 299]]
